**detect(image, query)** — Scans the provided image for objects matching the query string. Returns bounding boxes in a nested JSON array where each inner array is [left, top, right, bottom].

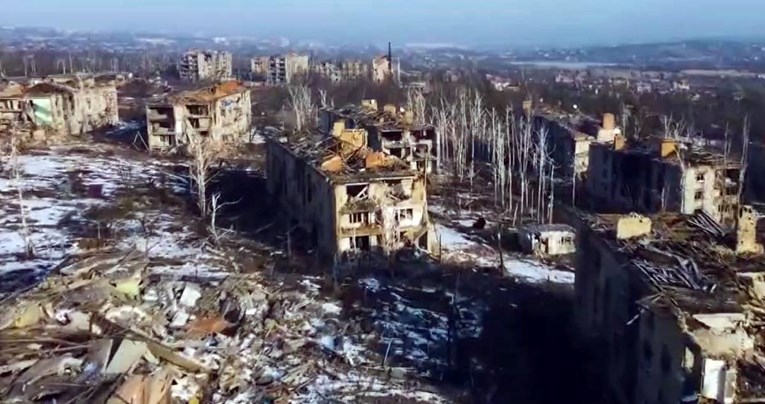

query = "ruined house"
[[517, 223, 576, 256], [145, 81, 251, 151], [319, 100, 439, 174], [179, 50, 232, 82], [574, 208, 765, 403], [587, 137, 743, 225], [22, 75, 119, 136], [0, 81, 31, 129], [251, 54, 309, 85], [266, 131, 439, 262]]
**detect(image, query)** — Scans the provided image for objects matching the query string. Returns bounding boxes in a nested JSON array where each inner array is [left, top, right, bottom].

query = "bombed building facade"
[[15, 74, 120, 136], [574, 208, 765, 404], [587, 137, 743, 225], [145, 81, 251, 151], [313, 60, 369, 83], [251, 54, 309, 85], [179, 50, 232, 82], [319, 100, 439, 174], [266, 132, 439, 261]]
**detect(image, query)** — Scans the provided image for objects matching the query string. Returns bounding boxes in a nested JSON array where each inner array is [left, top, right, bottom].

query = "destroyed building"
[[0, 81, 30, 128], [251, 54, 309, 85], [312, 60, 369, 83], [266, 131, 439, 261], [574, 208, 765, 403], [372, 53, 400, 84], [535, 113, 595, 178], [518, 223, 576, 256], [20, 74, 119, 136], [179, 50, 232, 82], [319, 100, 439, 174], [587, 137, 743, 225], [145, 81, 251, 150]]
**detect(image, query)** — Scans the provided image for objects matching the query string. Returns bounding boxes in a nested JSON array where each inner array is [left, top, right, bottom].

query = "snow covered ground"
[[435, 223, 575, 285], [0, 144, 455, 402]]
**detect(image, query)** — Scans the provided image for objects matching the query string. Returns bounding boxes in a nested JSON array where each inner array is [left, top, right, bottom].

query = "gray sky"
[[3, 0, 764, 47]]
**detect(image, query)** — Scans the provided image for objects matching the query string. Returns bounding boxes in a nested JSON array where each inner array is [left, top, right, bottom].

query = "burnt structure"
[[573, 207, 765, 403], [587, 137, 743, 226], [266, 131, 439, 262], [319, 100, 439, 174]]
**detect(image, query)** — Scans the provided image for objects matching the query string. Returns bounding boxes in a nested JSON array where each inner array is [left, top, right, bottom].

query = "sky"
[[2, 0, 764, 47]]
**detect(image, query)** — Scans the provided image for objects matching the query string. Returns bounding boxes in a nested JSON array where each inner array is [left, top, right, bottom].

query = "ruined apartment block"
[[10, 74, 119, 136], [574, 208, 765, 403], [251, 54, 309, 85], [266, 132, 439, 261], [319, 100, 439, 174], [313, 60, 369, 83], [535, 112, 620, 179], [372, 55, 400, 84], [145, 81, 251, 150], [179, 50, 232, 82], [587, 137, 742, 225]]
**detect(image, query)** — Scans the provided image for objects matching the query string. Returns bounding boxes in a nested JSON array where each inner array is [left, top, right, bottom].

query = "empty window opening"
[[349, 213, 367, 224], [349, 235, 371, 251], [418, 232, 428, 248], [347, 184, 369, 200], [381, 130, 404, 142], [396, 208, 414, 222], [694, 191, 703, 201]]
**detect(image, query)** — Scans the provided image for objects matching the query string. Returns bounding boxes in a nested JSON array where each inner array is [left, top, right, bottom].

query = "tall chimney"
[[387, 42, 392, 70]]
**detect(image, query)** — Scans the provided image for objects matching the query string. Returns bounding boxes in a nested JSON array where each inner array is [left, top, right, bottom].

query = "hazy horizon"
[[2, 0, 764, 48]]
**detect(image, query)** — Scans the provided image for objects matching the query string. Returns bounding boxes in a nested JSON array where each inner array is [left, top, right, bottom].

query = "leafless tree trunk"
[[185, 123, 221, 219], [288, 85, 316, 132], [208, 192, 237, 244], [9, 136, 34, 258]]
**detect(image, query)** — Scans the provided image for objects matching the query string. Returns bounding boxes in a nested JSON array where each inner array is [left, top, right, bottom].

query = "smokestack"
[[387, 42, 392, 69]]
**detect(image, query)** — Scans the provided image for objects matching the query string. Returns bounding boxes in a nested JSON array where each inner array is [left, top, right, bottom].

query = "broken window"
[[395, 208, 414, 223], [561, 235, 574, 245], [346, 184, 369, 200], [349, 235, 371, 251], [696, 173, 705, 182], [381, 130, 404, 142], [694, 191, 703, 201]]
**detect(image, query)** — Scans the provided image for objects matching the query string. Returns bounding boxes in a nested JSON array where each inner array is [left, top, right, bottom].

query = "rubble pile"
[[0, 249, 445, 403]]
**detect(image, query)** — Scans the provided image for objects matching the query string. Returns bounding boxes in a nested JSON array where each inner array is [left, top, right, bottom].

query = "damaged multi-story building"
[[5, 74, 120, 136], [251, 54, 309, 85], [145, 81, 251, 151], [535, 111, 619, 179], [266, 131, 439, 261], [574, 207, 765, 403], [179, 50, 232, 82], [312, 60, 369, 83], [587, 136, 743, 225], [319, 100, 439, 174]]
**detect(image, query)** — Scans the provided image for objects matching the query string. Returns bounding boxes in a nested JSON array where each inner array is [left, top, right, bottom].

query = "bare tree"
[[208, 192, 237, 244], [287, 85, 316, 132], [9, 136, 34, 258], [185, 123, 222, 219]]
